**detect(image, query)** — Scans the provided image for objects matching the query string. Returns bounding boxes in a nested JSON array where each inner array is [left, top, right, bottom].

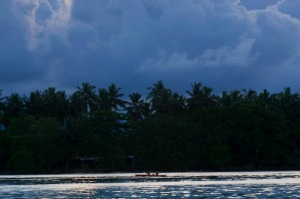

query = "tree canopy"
[[1, 82, 300, 173]]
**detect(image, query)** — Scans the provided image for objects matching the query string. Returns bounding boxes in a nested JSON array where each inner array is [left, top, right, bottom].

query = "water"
[[0, 171, 300, 198]]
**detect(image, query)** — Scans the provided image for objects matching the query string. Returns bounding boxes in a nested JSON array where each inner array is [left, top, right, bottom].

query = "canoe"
[[135, 174, 167, 177]]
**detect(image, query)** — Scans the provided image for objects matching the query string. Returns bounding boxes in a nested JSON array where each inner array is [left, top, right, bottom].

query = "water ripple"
[[0, 171, 300, 198]]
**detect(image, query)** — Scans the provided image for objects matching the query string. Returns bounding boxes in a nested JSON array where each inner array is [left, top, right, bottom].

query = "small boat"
[[135, 173, 167, 177]]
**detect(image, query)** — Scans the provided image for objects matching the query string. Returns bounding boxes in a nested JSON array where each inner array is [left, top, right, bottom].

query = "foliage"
[[132, 114, 200, 170], [77, 111, 130, 169], [0, 82, 300, 173], [5, 150, 37, 174]]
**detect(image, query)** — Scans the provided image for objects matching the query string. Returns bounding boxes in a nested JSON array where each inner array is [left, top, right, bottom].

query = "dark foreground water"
[[0, 171, 300, 198]]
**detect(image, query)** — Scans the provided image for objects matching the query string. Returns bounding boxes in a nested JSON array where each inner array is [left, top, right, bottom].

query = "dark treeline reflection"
[[1, 81, 300, 174]]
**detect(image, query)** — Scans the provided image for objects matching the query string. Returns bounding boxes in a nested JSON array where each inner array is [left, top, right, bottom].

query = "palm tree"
[[0, 90, 4, 113], [97, 88, 110, 111], [230, 90, 244, 103], [125, 92, 148, 122], [217, 90, 243, 107], [43, 87, 57, 117], [69, 92, 85, 119], [169, 92, 186, 115], [147, 80, 171, 100], [76, 82, 97, 113], [3, 93, 24, 126], [0, 90, 6, 104], [147, 80, 175, 114], [275, 87, 300, 121], [216, 91, 231, 107], [279, 87, 299, 109], [142, 102, 152, 118], [0, 90, 6, 125], [242, 89, 257, 104], [24, 90, 44, 117], [4, 93, 24, 117], [97, 83, 126, 111], [42, 88, 69, 121], [257, 89, 271, 107], [55, 90, 69, 122], [186, 82, 215, 110], [107, 83, 126, 110]]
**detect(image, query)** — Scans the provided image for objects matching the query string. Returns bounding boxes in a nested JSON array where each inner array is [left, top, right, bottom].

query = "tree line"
[[0, 81, 300, 173]]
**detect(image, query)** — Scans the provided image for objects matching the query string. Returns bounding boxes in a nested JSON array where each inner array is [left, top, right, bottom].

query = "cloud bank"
[[1, 0, 300, 95]]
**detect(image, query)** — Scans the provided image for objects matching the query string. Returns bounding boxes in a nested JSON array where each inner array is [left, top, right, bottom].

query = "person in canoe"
[[135, 172, 166, 177]]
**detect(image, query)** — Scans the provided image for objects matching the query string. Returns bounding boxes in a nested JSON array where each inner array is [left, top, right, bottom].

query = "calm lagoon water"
[[0, 171, 300, 198]]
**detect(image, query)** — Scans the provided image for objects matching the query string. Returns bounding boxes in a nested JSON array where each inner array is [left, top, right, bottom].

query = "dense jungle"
[[1, 81, 300, 174]]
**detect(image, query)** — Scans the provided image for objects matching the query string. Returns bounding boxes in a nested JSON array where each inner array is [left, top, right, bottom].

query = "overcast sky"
[[1, 0, 300, 96]]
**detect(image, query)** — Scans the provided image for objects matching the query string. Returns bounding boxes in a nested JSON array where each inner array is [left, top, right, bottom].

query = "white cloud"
[[276, 0, 300, 19], [199, 38, 256, 67], [139, 38, 256, 72], [11, 0, 72, 50]]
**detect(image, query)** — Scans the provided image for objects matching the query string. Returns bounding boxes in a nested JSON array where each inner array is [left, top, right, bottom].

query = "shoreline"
[[1, 167, 300, 175]]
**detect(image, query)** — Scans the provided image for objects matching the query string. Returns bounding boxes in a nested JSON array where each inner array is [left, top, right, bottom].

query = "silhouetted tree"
[[24, 90, 44, 118], [69, 92, 85, 119], [186, 82, 215, 111], [3, 93, 24, 126], [147, 81, 175, 114], [125, 92, 148, 122], [1, 82, 300, 173], [43, 88, 69, 122], [97, 83, 126, 111], [76, 82, 97, 113]]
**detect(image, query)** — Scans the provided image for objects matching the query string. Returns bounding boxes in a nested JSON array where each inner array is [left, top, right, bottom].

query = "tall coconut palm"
[[147, 80, 171, 100], [24, 90, 44, 117], [0, 90, 6, 104], [69, 92, 85, 119], [55, 90, 69, 122], [42, 88, 69, 121], [97, 83, 125, 111], [125, 92, 148, 122], [4, 93, 24, 117], [0, 90, 4, 114], [97, 88, 110, 111], [217, 90, 243, 107], [147, 81, 174, 114], [147, 80, 174, 114], [230, 90, 244, 103], [275, 87, 300, 121], [186, 82, 215, 110], [0, 90, 6, 125], [257, 89, 271, 107], [107, 83, 126, 110], [3, 93, 24, 126], [43, 87, 57, 117], [76, 82, 97, 113], [169, 92, 186, 115], [278, 87, 299, 109], [216, 91, 230, 107], [242, 89, 257, 104]]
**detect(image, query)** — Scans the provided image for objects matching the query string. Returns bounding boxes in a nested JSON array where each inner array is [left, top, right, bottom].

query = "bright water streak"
[[1, 171, 300, 198]]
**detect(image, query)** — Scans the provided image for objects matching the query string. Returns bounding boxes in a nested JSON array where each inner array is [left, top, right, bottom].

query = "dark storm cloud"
[[1, 0, 300, 96], [0, 1, 44, 86]]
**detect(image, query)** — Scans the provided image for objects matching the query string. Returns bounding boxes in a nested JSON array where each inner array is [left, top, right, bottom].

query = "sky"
[[1, 0, 300, 96]]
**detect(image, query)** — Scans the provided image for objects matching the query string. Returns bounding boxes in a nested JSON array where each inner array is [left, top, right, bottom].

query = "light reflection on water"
[[0, 171, 300, 198]]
